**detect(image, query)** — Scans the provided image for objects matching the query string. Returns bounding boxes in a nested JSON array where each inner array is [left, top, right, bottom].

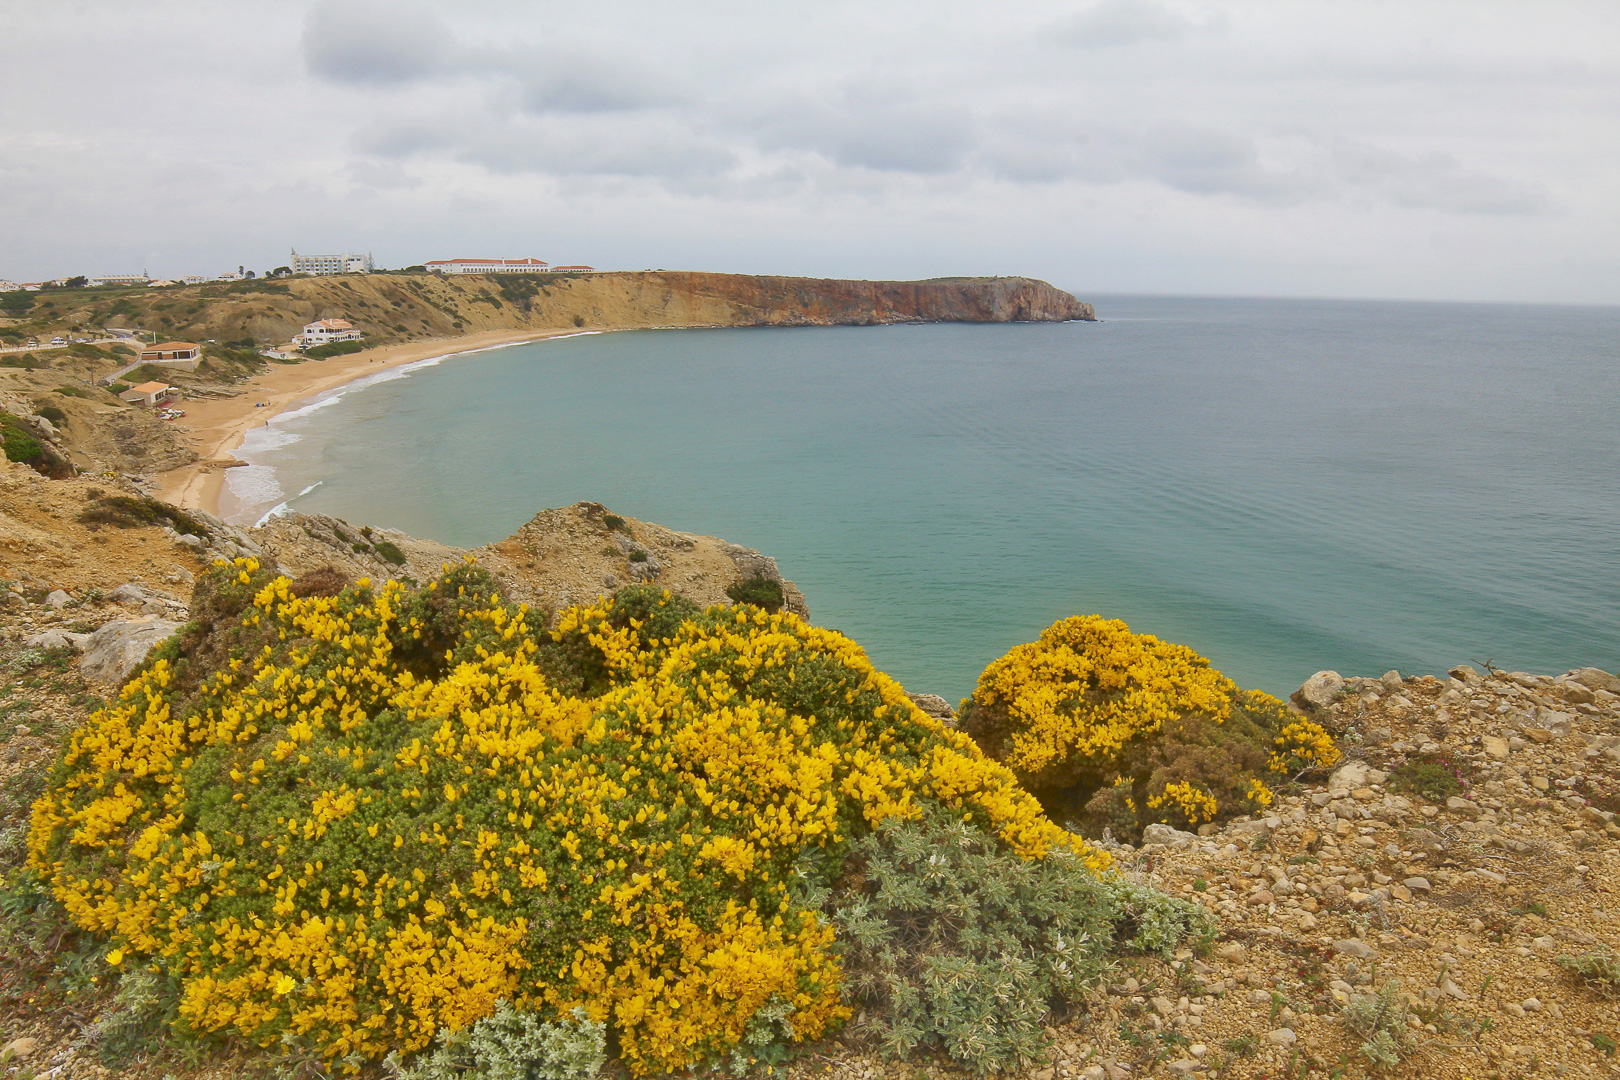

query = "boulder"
[[906, 692, 957, 722], [1567, 667, 1620, 694], [1481, 736, 1510, 760], [45, 588, 71, 609], [176, 533, 207, 550], [25, 629, 91, 651], [80, 619, 181, 684], [1336, 938, 1377, 960], [1381, 669, 1404, 692], [1141, 823, 1200, 850], [1293, 670, 1344, 711], [1329, 760, 1370, 791], [109, 583, 147, 604]]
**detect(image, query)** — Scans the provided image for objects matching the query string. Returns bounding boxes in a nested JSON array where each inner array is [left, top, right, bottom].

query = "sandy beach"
[[154, 328, 580, 517]]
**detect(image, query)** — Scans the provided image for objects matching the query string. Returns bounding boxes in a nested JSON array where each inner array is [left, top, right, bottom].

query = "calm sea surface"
[[221, 296, 1620, 703]]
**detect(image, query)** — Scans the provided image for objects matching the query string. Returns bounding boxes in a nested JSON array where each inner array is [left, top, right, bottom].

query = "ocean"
[[220, 295, 1620, 704]]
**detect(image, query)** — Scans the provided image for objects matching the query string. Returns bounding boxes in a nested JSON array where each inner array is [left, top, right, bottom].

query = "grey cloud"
[[515, 55, 674, 114], [1330, 143, 1550, 216], [1051, 0, 1225, 48], [749, 91, 974, 174], [303, 0, 450, 85]]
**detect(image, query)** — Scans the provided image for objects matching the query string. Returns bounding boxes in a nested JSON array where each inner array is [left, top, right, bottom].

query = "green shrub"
[[1, 412, 46, 466], [726, 575, 785, 613], [1388, 751, 1475, 802], [373, 539, 407, 565], [627, 548, 648, 564], [572, 314, 585, 327], [1340, 979, 1414, 1069], [77, 493, 209, 537], [35, 405, 67, 428], [826, 808, 1212, 1074], [109, 382, 131, 395], [52, 385, 91, 398], [0, 354, 45, 369], [388, 1001, 606, 1080], [304, 339, 366, 360], [0, 292, 33, 317], [109, 343, 134, 357], [602, 514, 626, 532], [80, 968, 178, 1065]]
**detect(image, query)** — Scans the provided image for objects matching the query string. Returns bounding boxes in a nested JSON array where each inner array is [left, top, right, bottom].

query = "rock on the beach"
[[80, 619, 181, 684], [1293, 670, 1344, 711], [1568, 667, 1620, 694]]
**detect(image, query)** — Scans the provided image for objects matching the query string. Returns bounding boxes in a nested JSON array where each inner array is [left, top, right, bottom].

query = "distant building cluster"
[[291, 250, 374, 276]]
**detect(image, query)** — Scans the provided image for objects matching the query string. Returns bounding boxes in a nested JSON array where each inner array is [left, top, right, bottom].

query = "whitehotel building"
[[291, 250, 374, 275], [424, 258, 551, 274]]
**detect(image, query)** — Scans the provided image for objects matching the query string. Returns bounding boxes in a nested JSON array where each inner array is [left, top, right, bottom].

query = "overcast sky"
[[2, 0, 1617, 303]]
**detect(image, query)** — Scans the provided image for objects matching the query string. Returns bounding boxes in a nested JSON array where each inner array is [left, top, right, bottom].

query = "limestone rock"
[[80, 618, 181, 684], [1294, 670, 1345, 711], [25, 628, 91, 651], [1265, 1028, 1297, 1046], [1336, 939, 1377, 960], [109, 583, 147, 604], [1142, 823, 1200, 850], [906, 693, 956, 723], [45, 588, 71, 608], [1482, 736, 1510, 760]]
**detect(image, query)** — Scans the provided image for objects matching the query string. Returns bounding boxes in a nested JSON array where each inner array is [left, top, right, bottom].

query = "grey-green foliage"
[[80, 969, 175, 1064], [1340, 979, 1415, 1069], [1558, 951, 1620, 994], [824, 808, 1213, 1076], [387, 1002, 605, 1080]]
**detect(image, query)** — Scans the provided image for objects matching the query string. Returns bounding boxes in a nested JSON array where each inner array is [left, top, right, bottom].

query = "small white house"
[[119, 381, 174, 407], [295, 318, 363, 349]]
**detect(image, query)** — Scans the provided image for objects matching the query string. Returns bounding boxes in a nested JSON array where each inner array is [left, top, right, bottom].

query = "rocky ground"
[[2, 455, 1617, 1080]]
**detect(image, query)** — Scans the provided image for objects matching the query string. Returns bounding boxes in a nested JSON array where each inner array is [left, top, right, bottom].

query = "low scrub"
[[26, 561, 1205, 1077], [1388, 750, 1476, 802], [958, 616, 1340, 841], [1340, 979, 1416, 1069], [726, 574, 785, 613], [304, 339, 366, 360], [77, 493, 209, 537]]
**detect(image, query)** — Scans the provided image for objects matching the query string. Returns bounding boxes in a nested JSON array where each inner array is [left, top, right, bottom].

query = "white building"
[[90, 273, 151, 287], [0, 281, 19, 293], [295, 318, 363, 349], [424, 258, 550, 274], [291, 250, 373, 275], [551, 265, 595, 274]]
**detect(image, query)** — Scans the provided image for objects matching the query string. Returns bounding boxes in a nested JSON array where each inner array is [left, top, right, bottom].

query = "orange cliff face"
[[615, 272, 1096, 326]]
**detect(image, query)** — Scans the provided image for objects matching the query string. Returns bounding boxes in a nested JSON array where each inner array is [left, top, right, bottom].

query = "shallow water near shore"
[[221, 296, 1620, 702]]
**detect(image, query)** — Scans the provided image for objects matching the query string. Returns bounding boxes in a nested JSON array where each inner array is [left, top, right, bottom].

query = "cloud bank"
[[0, 0, 1615, 302]]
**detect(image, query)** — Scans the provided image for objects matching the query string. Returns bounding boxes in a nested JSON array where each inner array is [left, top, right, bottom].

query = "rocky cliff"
[[0, 271, 1093, 353]]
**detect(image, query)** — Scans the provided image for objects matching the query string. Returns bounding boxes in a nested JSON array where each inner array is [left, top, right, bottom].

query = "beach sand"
[[154, 329, 578, 517]]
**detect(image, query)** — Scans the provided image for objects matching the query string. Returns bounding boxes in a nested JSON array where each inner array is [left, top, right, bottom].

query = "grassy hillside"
[[0, 271, 1089, 351]]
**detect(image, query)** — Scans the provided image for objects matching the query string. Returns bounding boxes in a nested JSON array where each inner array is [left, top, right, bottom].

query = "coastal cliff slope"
[[0, 271, 1093, 353]]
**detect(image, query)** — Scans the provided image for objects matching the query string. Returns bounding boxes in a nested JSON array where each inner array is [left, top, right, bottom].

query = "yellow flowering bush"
[[960, 617, 1329, 841], [1269, 719, 1342, 776], [29, 560, 1129, 1075]]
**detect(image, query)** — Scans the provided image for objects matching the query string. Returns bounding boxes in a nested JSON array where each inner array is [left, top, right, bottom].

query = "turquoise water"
[[222, 296, 1620, 703]]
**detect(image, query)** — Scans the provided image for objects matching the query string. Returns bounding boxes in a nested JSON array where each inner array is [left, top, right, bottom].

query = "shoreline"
[[154, 328, 584, 519]]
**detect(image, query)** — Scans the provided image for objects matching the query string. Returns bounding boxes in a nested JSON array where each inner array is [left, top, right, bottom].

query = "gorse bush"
[[25, 559, 1189, 1076], [958, 616, 1334, 841]]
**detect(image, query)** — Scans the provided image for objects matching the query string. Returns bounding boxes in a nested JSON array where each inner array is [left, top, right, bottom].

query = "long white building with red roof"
[[424, 258, 550, 275]]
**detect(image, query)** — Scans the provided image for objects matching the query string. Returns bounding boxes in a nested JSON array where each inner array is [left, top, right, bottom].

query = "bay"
[[221, 295, 1620, 703]]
